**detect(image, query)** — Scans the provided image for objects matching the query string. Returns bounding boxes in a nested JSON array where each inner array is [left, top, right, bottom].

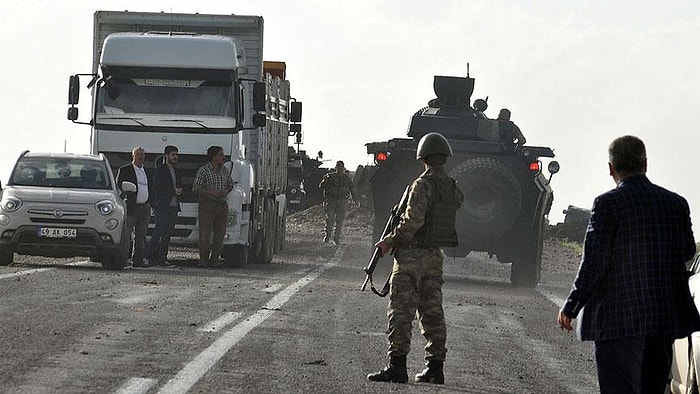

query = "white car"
[[669, 254, 700, 393], [0, 151, 135, 269]]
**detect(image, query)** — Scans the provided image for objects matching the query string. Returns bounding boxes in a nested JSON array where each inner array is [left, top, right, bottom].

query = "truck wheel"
[[249, 229, 264, 264], [450, 157, 522, 238], [260, 199, 275, 264], [275, 212, 286, 252], [223, 245, 248, 268], [102, 225, 129, 270], [510, 220, 544, 288], [0, 251, 13, 266]]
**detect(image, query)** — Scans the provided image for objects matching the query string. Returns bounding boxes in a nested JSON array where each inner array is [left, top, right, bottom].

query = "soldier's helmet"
[[416, 132, 453, 159]]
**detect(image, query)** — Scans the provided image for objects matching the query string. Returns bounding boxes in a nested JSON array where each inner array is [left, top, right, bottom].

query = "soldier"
[[367, 132, 464, 385], [497, 108, 527, 150], [318, 160, 357, 245]]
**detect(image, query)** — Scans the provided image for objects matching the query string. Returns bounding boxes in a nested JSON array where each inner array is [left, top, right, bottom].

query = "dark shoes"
[[149, 259, 174, 267], [367, 357, 408, 383], [415, 361, 444, 384], [198, 260, 224, 268]]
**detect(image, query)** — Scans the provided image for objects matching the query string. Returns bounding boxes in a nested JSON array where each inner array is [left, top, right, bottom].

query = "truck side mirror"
[[68, 75, 80, 105], [252, 113, 267, 127], [67, 107, 79, 121], [290, 101, 302, 123], [253, 82, 266, 112]]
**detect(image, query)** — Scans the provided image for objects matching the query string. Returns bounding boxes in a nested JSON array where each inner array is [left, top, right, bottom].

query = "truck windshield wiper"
[[101, 117, 147, 127], [160, 119, 209, 129]]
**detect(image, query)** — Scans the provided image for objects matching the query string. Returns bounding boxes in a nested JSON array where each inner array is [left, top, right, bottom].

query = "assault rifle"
[[361, 186, 410, 297]]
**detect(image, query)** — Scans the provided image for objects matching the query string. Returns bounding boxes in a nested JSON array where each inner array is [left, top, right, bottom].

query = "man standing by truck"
[[319, 160, 357, 245], [193, 146, 233, 267], [367, 133, 464, 385], [116, 146, 151, 268], [148, 145, 181, 267]]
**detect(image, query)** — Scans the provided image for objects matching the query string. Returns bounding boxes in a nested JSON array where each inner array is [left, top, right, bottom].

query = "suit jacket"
[[116, 163, 152, 213], [562, 175, 700, 341], [152, 163, 181, 212]]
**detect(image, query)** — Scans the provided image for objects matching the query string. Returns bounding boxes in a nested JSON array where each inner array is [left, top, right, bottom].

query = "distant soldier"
[[367, 132, 464, 385], [319, 160, 357, 244], [497, 108, 527, 150]]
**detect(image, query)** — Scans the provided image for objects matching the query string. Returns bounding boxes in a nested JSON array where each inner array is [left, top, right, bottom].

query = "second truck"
[[67, 10, 302, 266]]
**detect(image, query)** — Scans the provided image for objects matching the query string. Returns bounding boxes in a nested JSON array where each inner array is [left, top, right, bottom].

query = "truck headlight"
[[1, 197, 22, 212], [95, 200, 115, 216]]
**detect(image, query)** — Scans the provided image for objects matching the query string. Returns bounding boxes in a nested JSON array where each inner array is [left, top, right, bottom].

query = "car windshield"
[[97, 77, 234, 117], [9, 157, 112, 190]]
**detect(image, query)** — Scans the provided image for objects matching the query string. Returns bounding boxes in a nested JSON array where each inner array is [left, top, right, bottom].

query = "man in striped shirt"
[[193, 146, 234, 267]]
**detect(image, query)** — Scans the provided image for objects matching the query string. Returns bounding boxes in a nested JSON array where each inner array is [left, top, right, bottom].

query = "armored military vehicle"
[[366, 72, 559, 287]]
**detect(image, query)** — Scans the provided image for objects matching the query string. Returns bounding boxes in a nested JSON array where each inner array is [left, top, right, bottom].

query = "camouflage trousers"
[[387, 247, 446, 361], [323, 199, 346, 242]]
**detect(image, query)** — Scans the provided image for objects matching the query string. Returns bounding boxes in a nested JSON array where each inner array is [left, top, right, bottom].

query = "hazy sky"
[[1, 0, 699, 227]]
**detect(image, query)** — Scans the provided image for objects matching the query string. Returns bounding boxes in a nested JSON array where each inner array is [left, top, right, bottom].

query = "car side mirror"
[[120, 181, 137, 193]]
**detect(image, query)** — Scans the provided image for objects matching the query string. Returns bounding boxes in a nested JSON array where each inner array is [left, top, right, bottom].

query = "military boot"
[[415, 360, 444, 384], [367, 356, 408, 383]]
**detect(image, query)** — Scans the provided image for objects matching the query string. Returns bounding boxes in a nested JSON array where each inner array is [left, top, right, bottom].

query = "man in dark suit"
[[116, 146, 152, 268], [147, 145, 182, 267], [558, 135, 700, 393]]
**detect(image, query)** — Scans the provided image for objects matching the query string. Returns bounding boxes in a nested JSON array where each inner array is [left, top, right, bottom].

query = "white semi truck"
[[67, 11, 302, 266]]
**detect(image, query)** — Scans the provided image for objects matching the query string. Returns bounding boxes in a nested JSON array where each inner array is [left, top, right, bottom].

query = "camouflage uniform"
[[381, 166, 464, 362], [319, 170, 356, 243]]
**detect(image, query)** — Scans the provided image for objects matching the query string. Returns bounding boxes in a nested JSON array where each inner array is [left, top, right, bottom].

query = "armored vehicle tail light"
[[375, 152, 389, 164], [529, 161, 541, 172]]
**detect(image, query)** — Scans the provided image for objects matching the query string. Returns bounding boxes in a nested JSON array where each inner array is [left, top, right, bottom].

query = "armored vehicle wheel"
[[450, 157, 522, 239], [510, 220, 544, 288], [223, 245, 248, 268], [0, 251, 13, 266], [102, 225, 129, 270]]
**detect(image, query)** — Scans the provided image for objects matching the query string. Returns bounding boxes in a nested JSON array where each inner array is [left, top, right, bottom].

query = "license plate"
[[37, 227, 77, 238]]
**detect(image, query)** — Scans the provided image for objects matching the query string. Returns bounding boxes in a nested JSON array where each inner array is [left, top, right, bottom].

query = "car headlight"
[[95, 200, 115, 216], [290, 187, 298, 194], [1, 197, 22, 212]]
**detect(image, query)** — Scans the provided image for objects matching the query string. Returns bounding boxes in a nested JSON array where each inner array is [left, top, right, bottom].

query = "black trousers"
[[594, 335, 674, 394]]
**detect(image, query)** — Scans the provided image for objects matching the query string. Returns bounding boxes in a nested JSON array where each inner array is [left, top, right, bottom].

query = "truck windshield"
[[97, 77, 234, 117]]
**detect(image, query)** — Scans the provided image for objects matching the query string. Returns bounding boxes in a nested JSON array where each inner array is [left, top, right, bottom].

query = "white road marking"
[[114, 377, 157, 394], [196, 312, 243, 333], [0, 261, 95, 280], [155, 247, 346, 394], [0, 268, 52, 279]]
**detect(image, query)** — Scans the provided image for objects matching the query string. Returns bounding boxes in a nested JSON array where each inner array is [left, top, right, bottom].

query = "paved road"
[[0, 229, 597, 393]]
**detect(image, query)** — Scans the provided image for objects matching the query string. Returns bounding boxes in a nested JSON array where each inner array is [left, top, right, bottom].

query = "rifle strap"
[[369, 273, 391, 297]]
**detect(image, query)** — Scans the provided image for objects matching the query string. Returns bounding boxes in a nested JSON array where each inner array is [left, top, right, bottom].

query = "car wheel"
[[101, 225, 129, 270], [0, 251, 13, 266]]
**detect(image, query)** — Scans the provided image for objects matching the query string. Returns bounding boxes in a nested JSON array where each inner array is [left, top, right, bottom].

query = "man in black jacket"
[[558, 135, 700, 393], [116, 146, 152, 268], [147, 145, 182, 267]]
